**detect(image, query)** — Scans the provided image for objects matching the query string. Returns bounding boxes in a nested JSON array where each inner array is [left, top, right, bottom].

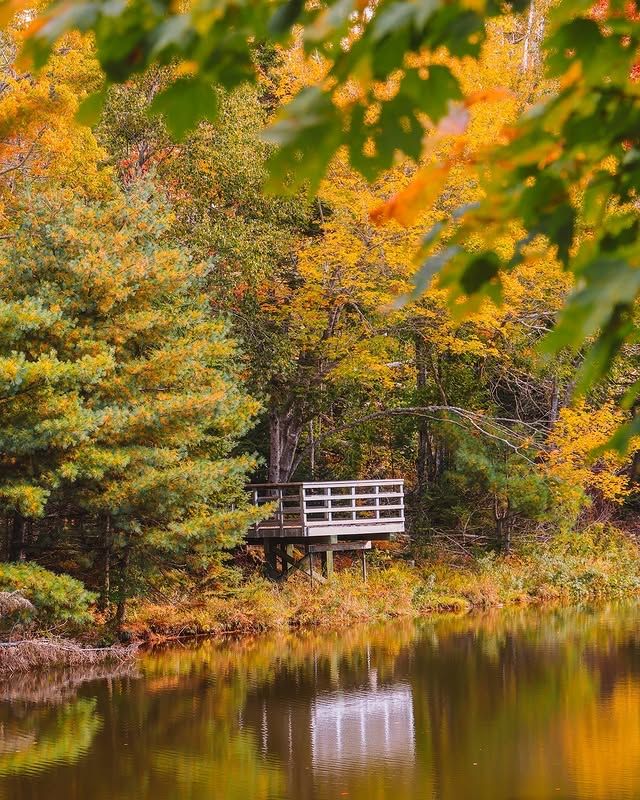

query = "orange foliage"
[[369, 162, 452, 227]]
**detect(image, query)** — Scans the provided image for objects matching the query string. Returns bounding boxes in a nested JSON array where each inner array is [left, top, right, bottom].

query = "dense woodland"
[[1, 0, 640, 630]]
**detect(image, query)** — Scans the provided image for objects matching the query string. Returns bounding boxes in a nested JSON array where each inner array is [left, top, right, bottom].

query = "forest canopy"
[[13, 0, 640, 411]]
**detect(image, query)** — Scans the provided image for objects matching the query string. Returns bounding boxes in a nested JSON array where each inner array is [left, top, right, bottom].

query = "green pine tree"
[[0, 185, 261, 623]]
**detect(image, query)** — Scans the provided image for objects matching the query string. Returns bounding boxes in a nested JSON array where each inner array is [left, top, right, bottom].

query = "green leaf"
[[545, 18, 602, 78], [403, 65, 462, 121], [24, 1, 101, 69], [149, 14, 192, 57], [582, 172, 614, 226], [415, 0, 439, 28], [427, 8, 484, 57], [407, 245, 461, 301], [372, 3, 416, 41], [574, 306, 633, 394], [76, 88, 107, 127], [621, 379, 640, 411], [263, 87, 343, 194], [269, 0, 304, 36], [519, 174, 575, 265], [377, 93, 423, 166], [305, 0, 356, 45], [543, 258, 640, 354], [148, 78, 219, 140], [600, 414, 640, 455], [549, 0, 596, 26], [460, 251, 500, 294], [348, 103, 377, 180]]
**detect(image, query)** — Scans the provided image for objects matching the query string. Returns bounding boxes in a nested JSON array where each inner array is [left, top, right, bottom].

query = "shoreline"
[[4, 523, 640, 673], [2, 586, 636, 676]]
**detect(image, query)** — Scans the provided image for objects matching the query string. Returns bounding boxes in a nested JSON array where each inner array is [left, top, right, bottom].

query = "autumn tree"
[[0, 186, 260, 621]]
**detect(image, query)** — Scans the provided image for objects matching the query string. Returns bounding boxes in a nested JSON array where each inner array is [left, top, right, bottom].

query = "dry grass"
[[128, 563, 469, 640], [0, 591, 35, 617], [126, 525, 640, 641], [0, 637, 138, 675]]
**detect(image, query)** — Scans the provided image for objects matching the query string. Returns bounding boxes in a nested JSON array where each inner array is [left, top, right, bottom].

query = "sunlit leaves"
[[13, 0, 640, 440], [18, 0, 511, 188], [547, 402, 633, 504]]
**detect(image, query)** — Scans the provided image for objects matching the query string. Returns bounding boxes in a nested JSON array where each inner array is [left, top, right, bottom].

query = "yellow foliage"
[[547, 403, 636, 507], [0, 26, 112, 221]]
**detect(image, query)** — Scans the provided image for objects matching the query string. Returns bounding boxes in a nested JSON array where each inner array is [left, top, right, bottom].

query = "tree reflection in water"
[[2, 605, 640, 799]]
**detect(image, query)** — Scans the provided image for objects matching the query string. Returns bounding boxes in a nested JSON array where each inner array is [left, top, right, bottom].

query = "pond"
[[1, 604, 640, 799]]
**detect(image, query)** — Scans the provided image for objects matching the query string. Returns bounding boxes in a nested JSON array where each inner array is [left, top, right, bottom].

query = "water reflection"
[[310, 682, 415, 765], [0, 699, 101, 777], [2, 605, 640, 799]]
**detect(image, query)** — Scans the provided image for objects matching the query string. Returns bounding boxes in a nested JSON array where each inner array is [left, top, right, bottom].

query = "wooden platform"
[[246, 479, 404, 581], [246, 479, 405, 540]]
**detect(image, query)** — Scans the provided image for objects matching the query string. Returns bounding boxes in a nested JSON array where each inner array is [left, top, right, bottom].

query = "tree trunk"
[[99, 516, 112, 613], [494, 496, 511, 552], [268, 406, 303, 483], [521, 1, 545, 74], [415, 335, 430, 495], [549, 377, 560, 428], [114, 545, 130, 630], [309, 420, 316, 478], [8, 512, 26, 561]]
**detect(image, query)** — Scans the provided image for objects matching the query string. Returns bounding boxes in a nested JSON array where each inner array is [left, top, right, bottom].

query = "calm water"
[[2, 605, 640, 799]]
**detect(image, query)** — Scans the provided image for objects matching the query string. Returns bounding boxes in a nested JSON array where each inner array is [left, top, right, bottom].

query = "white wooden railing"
[[247, 479, 404, 539]]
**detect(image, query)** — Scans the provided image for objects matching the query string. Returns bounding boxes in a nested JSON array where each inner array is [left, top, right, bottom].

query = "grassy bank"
[[125, 524, 640, 639], [1, 525, 639, 657]]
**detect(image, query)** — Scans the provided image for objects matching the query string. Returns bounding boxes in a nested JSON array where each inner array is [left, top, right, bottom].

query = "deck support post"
[[264, 539, 278, 578], [320, 550, 333, 578], [320, 536, 337, 578], [361, 548, 368, 582], [320, 536, 338, 578]]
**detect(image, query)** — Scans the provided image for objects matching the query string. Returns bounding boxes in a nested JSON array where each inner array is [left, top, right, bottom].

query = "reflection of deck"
[[236, 641, 418, 799], [247, 479, 405, 541], [311, 683, 415, 765]]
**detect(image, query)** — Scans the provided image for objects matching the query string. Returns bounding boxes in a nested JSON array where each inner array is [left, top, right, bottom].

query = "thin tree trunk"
[[549, 377, 560, 427], [494, 496, 511, 552], [309, 419, 316, 478], [522, 1, 536, 72], [415, 335, 429, 495], [115, 545, 130, 629], [268, 407, 303, 483], [521, 0, 545, 80], [8, 511, 26, 561], [99, 516, 112, 613]]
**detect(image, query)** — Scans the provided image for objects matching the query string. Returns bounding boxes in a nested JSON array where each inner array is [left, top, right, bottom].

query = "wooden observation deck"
[[246, 479, 404, 581]]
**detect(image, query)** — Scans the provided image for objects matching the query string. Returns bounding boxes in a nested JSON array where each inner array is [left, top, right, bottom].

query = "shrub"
[[0, 562, 96, 628]]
